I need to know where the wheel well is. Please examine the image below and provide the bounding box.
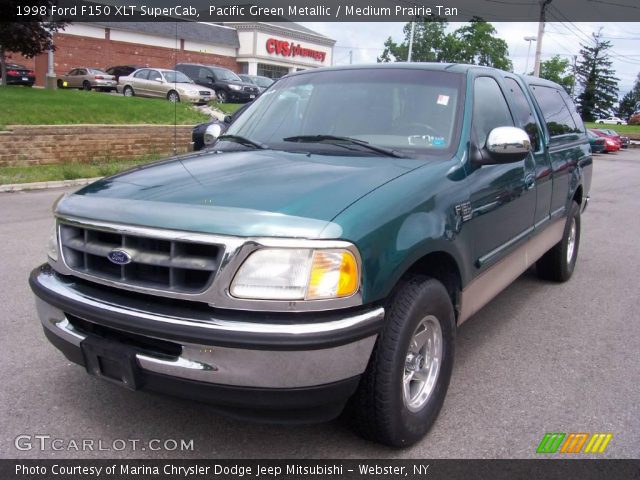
[573,185,583,207]
[404,252,462,322]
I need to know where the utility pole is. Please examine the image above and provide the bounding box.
[407,21,416,62]
[524,36,536,75]
[571,54,577,97]
[533,0,553,77]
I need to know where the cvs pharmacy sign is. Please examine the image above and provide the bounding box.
[265,38,327,62]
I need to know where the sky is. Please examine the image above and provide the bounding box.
[300,22,640,96]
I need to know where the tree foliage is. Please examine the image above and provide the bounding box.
[0,0,67,86]
[538,55,574,94]
[575,32,619,121]
[616,72,640,119]
[378,17,512,71]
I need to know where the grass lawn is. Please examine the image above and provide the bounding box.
[215,103,243,115]
[0,86,209,128]
[584,122,640,136]
[0,156,161,185]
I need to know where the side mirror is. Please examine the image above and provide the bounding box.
[223,115,233,124]
[475,126,531,165]
[204,123,223,145]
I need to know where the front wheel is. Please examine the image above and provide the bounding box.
[216,90,228,103]
[536,200,581,282]
[351,275,455,447]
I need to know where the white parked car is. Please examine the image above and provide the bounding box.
[596,117,627,125]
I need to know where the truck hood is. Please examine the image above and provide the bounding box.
[58,150,421,238]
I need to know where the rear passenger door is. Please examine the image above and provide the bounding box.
[466,75,537,270]
[131,69,150,96]
[529,84,584,219]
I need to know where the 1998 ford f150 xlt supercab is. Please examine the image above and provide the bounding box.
[30,64,591,447]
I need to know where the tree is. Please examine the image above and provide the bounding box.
[616,73,640,119]
[0,1,67,86]
[378,17,512,71]
[378,18,449,63]
[575,32,619,121]
[450,18,512,71]
[538,55,574,94]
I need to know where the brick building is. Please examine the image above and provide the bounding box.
[9,22,335,87]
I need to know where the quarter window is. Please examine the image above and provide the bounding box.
[472,76,514,147]
[531,85,579,137]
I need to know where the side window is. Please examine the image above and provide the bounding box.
[77,69,87,75]
[504,77,541,151]
[559,90,585,133]
[472,76,514,147]
[148,70,162,81]
[198,68,212,82]
[134,69,149,79]
[68,69,78,76]
[530,85,578,137]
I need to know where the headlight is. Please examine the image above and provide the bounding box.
[229,84,242,91]
[47,221,59,262]
[230,248,359,301]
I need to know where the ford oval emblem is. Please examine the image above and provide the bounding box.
[107,249,132,265]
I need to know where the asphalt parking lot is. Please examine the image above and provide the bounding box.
[1,148,639,459]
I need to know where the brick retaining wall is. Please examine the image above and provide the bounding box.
[0,125,193,167]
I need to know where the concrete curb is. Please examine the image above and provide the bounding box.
[0,177,102,193]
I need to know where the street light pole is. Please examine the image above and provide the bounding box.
[533,0,553,77]
[524,36,536,75]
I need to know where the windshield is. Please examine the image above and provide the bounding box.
[163,70,192,83]
[222,68,463,157]
[214,67,242,82]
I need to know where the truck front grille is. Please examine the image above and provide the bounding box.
[59,223,222,293]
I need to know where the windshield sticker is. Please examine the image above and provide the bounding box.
[437,94,450,106]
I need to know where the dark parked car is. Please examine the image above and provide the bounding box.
[30,64,591,447]
[192,102,252,151]
[239,74,274,93]
[0,63,35,86]
[175,63,259,103]
[587,129,606,153]
[597,128,629,149]
[105,65,142,82]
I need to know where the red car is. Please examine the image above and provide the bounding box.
[589,129,620,152]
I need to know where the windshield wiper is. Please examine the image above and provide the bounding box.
[218,135,269,150]
[283,135,405,158]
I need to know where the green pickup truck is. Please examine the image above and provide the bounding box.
[30,64,591,447]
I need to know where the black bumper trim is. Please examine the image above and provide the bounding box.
[30,265,384,351]
[43,326,359,423]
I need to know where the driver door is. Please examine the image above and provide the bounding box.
[465,75,537,271]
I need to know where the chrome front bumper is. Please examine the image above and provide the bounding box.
[31,265,383,390]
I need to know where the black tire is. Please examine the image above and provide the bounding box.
[167,90,180,103]
[217,90,228,103]
[123,86,134,97]
[82,81,91,91]
[57,80,63,89]
[536,200,581,282]
[350,275,455,447]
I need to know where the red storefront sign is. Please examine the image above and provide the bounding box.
[265,38,326,62]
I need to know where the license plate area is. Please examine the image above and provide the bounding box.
[81,336,141,390]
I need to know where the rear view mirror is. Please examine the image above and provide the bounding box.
[204,123,223,145]
[476,126,531,165]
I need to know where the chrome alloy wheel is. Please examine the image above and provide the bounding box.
[403,315,443,412]
[566,217,577,265]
